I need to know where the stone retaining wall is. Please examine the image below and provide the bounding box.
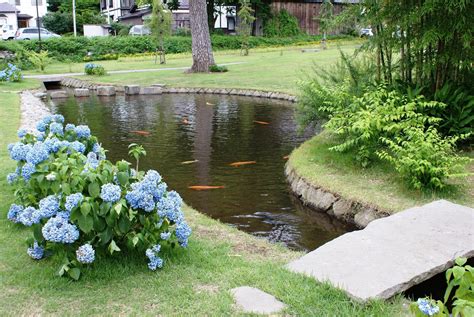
[285,163,390,228]
[59,77,297,102]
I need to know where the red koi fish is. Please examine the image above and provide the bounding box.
[188,185,225,190]
[229,161,257,167]
[131,130,151,136]
[254,121,270,125]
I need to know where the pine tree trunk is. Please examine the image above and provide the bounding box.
[190,0,215,73]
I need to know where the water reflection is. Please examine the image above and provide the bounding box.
[49,93,353,251]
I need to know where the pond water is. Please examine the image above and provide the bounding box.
[49,93,353,251]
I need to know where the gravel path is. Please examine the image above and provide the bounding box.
[19,91,51,132]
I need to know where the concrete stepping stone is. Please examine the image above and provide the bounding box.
[287,200,474,302]
[231,286,286,314]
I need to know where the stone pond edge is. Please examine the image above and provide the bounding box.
[56,77,298,102]
[284,161,391,228]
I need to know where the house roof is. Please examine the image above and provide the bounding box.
[0,2,17,13]
[118,8,151,21]
[17,13,33,19]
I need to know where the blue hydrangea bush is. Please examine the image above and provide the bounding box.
[84,63,106,76]
[6,115,191,279]
[0,63,23,82]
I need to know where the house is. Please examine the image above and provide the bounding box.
[0,0,47,39]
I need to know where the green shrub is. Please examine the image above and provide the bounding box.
[324,86,445,167]
[83,53,119,62]
[264,9,301,37]
[378,127,470,190]
[84,63,106,76]
[209,64,228,72]
[0,34,352,62]
[27,50,51,72]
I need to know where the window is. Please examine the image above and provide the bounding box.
[24,28,38,34]
[109,0,113,8]
[15,0,21,5]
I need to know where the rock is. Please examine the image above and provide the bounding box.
[74,88,90,97]
[124,85,140,95]
[332,199,354,220]
[306,188,337,212]
[96,86,116,96]
[34,92,48,99]
[287,200,474,301]
[354,207,378,228]
[231,286,286,314]
[151,83,166,88]
[140,86,163,95]
[49,90,68,99]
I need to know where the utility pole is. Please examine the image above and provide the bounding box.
[72,0,77,36]
[35,0,41,50]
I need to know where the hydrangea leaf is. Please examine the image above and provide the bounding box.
[88,182,100,198]
[69,268,81,281]
[108,240,121,255]
[81,202,91,216]
[78,214,93,233]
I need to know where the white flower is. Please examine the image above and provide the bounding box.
[46,172,56,181]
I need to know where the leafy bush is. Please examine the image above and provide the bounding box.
[411,257,474,317]
[83,53,119,62]
[6,115,191,279]
[378,127,470,190]
[324,86,444,167]
[0,63,22,82]
[209,64,228,73]
[84,63,106,76]
[27,50,51,72]
[0,34,352,62]
[263,9,301,37]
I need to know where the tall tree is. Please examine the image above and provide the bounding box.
[148,0,171,64]
[189,0,215,72]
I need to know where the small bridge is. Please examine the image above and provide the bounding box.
[287,200,474,301]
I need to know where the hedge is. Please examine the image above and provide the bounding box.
[0,34,352,62]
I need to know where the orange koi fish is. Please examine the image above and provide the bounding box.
[131,130,151,136]
[229,161,257,167]
[254,121,270,125]
[188,185,225,190]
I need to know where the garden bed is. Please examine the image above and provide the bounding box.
[286,132,473,226]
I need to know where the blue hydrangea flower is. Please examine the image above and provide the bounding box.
[43,137,62,153]
[65,123,76,131]
[26,142,49,165]
[27,241,44,260]
[7,143,15,152]
[17,129,27,138]
[100,183,121,203]
[7,204,23,223]
[156,191,183,223]
[160,231,171,240]
[65,193,83,212]
[10,143,32,161]
[17,206,41,226]
[38,195,59,219]
[53,114,65,123]
[42,216,80,243]
[145,244,164,270]
[416,298,439,316]
[21,162,36,180]
[49,122,64,136]
[85,152,99,170]
[76,244,95,264]
[36,120,48,132]
[144,170,162,183]
[175,221,191,248]
[125,171,167,212]
[36,132,45,141]
[7,172,18,184]
[75,125,91,139]
[69,141,86,153]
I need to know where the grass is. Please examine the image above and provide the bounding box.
[0,80,408,314]
[288,132,474,213]
[25,42,363,95]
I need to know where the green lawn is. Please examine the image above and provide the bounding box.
[25,42,362,95]
[288,132,474,213]
[0,77,407,314]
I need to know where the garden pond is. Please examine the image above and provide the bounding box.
[49,93,353,251]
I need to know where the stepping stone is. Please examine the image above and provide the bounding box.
[231,286,286,314]
[124,85,140,95]
[74,88,90,97]
[287,200,474,302]
[97,86,116,96]
[49,90,68,99]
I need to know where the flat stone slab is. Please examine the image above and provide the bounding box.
[140,86,162,95]
[124,85,140,95]
[96,86,116,96]
[74,88,90,97]
[287,200,474,301]
[231,286,286,314]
